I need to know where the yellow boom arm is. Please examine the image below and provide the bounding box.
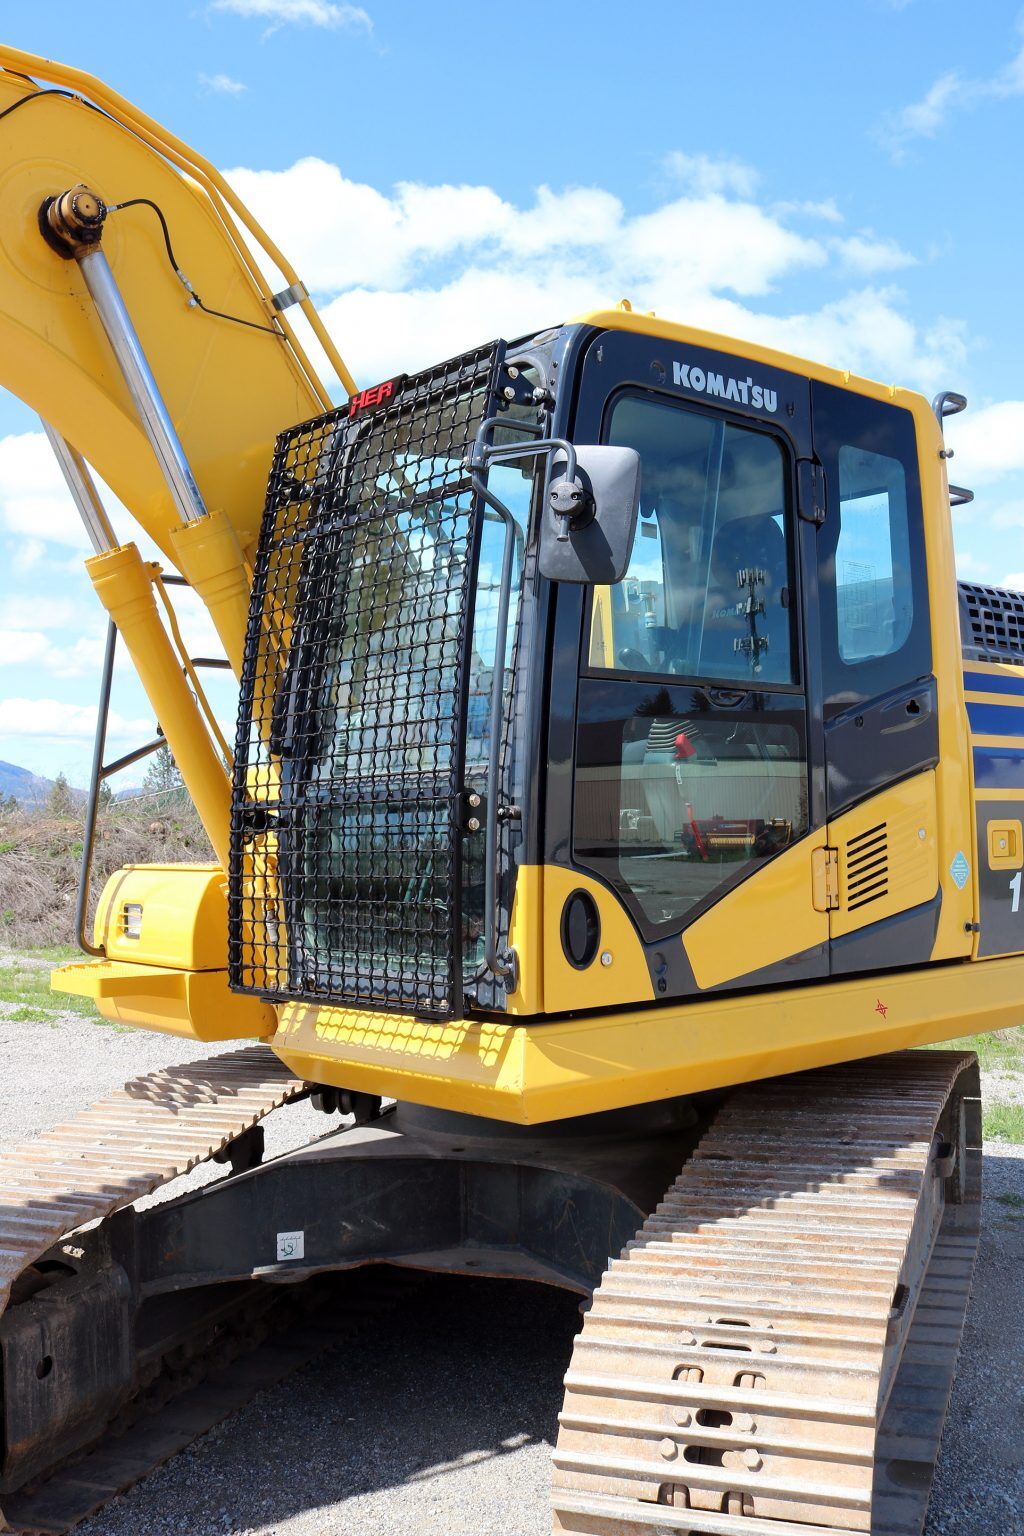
[0,47,360,1036]
[0,47,353,571]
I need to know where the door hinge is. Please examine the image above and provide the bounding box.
[797,458,827,525]
[811,845,840,911]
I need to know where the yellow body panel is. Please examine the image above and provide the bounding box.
[55,960,273,1041]
[51,862,272,1042]
[271,953,1024,1123]
[684,827,828,990]
[91,862,230,970]
[505,865,543,1015]
[540,866,655,1011]
[831,771,938,939]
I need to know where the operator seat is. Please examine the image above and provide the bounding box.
[697,513,792,683]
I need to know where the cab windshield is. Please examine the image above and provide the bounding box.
[588,394,796,685]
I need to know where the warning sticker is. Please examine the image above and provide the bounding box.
[276,1230,305,1262]
[950,851,970,890]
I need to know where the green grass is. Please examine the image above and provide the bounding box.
[923,1029,1024,1142]
[18,943,80,962]
[996,1191,1024,1210]
[983,1102,1024,1144]
[0,956,101,1024]
[925,1027,1024,1073]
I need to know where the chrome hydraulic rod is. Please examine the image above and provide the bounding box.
[40,185,209,528]
[41,419,117,554]
[76,244,208,526]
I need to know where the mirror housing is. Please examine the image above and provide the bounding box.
[538,444,641,585]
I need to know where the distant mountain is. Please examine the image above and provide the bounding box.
[0,760,60,807]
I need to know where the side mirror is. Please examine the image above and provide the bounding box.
[538,444,641,585]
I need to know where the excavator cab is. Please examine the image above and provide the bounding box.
[227,315,972,1079]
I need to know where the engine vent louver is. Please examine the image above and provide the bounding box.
[844,822,889,912]
[958,581,1024,665]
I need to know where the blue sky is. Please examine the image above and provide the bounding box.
[2,0,1024,781]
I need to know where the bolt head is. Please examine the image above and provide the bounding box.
[600,951,613,967]
[659,1437,678,1460]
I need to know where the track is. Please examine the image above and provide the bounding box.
[552,1051,981,1536]
[0,1046,312,1532]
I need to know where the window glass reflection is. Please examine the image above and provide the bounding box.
[589,396,796,685]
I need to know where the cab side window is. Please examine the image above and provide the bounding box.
[813,382,930,716]
[835,445,914,663]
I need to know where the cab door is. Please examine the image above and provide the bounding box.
[810,382,941,973]
[553,327,831,1001]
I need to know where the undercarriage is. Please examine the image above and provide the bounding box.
[0,1048,980,1535]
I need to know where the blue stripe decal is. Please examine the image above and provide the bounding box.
[966,701,1024,737]
[964,668,1024,697]
[974,744,1024,790]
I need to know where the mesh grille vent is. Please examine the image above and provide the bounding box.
[844,822,889,912]
[958,581,1024,665]
[228,342,504,1019]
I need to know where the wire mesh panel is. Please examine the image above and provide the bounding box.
[229,343,505,1018]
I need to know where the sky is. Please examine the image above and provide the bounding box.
[2,0,1024,782]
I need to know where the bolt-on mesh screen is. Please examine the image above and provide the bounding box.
[229,343,505,1019]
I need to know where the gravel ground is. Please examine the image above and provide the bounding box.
[2,1005,1022,1536]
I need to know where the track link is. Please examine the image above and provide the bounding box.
[0,1045,311,1530]
[0,1045,307,1320]
[552,1051,981,1536]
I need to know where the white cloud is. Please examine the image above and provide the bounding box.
[773,198,844,224]
[210,0,371,30]
[831,233,917,275]
[200,72,246,95]
[10,538,46,577]
[954,549,991,579]
[0,632,106,678]
[0,593,81,632]
[887,71,962,146]
[944,401,1024,487]
[226,161,625,291]
[1005,572,1024,589]
[227,155,975,392]
[0,698,151,742]
[0,432,91,550]
[662,152,759,198]
[0,630,51,666]
[880,28,1024,155]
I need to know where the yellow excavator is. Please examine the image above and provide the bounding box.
[0,42,1019,1536]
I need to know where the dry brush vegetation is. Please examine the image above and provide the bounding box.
[0,794,211,949]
